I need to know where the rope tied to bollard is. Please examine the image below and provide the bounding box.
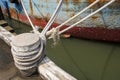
[11,33,46,76]
[11,0,115,77]
[10,0,63,76]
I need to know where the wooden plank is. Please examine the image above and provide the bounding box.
[0,26,14,45]
[0,20,7,24]
[4,26,13,31]
[39,57,77,80]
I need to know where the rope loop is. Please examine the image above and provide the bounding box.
[46,28,60,46]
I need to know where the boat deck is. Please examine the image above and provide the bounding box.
[0,39,42,80]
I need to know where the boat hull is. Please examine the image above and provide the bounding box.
[0,0,120,42]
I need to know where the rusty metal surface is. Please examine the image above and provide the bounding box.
[22,0,120,28]
[0,0,120,29]
[0,0,120,42]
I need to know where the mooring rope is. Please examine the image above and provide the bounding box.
[41,0,63,35]
[21,0,38,33]
[46,0,99,39]
[59,0,115,34]
[12,0,115,74]
[10,0,63,74]
[46,0,115,39]
[56,0,100,30]
[10,0,47,73]
[11,34,46,70]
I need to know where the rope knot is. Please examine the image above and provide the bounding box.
[11,33,46,76]
[46,28,60,46]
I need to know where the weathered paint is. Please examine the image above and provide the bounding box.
[0,0,120,28]
[0,0,120,42]
[29,0,33,15]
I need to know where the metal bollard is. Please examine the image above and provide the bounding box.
[11,33,45,76]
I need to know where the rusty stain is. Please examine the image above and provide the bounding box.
[9,8,18,19]
[1,0,120,43]
[29,0,33,15]
[45,13,51,21]
[64,0,69,2]
[116,0,120,2]
[64,0,69,6]
[91,16,98,20]
[69,12,75,17]
[88,0,107,9]
[56,0,59,3]
[88,0,107,3]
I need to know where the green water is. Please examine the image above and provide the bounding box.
[46,38,120,80]
[6,18,120,80]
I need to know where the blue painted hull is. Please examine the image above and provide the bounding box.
[0,0,120,42]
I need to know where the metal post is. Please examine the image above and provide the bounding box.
[11,33,45,76]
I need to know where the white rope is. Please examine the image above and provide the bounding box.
[21,0,62,45]
[21,0,38,33]
[46,0,99,40]
[11,0,46,73]
[11,0,115,74]
[11,0,63,75]
[59,0,115,34]
[41,0,63,35]
[56,0,100,29]
[47,28,60,46]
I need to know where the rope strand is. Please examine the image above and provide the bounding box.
[59,0,115,34]
[56,0,100,29]
[41,0,63,35]
[21,0,37,33]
